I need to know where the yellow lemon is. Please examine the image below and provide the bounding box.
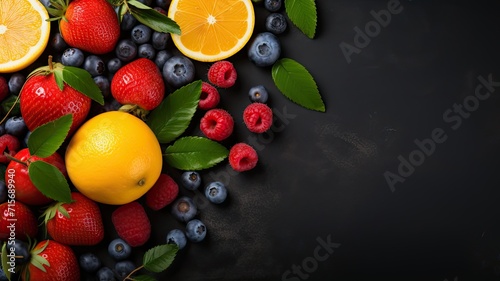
[168,0,255,62]
[65,111,162,205]
[0,0,51,73]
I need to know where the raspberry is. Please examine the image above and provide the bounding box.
[229,143,258,172]
[243,103,273,133]
[199,82,220,110]
[200,109,234,141]
[0,76,8,102]
[0,134,20,164]
[207,61,237,88]
[112,202,151,247]
[145,174,179,211]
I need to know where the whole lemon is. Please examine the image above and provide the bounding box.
[65,111,162,205]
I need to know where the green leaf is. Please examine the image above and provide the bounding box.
[129,4,181,35]
[53,68,64,91]
[147,80,202,143]
[28,161,72,203]
[164,136,229,170]
[285,0,317,39]
[133,275,157,281]
[61,66,104,105]
[272,58,325,112]
[28,114,72,158]
[1,243,11,280]
[143,244,178,273]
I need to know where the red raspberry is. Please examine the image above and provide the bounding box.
[0,76,8,102]
[0,134,20,164]
[145,174,179,211]
[200,109,234,141]
[243,103,273,133]
[199,82,220,110]
[112,202,151,247]
[229,143,258,172]
[207,61,237,88]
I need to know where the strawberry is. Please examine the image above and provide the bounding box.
[6,148,66,206]
[111,58,165,118]
[0,201,38,241]
[21,240,80,281]
[43,192,104,246]
[50,0,120,54]
[112,201,151,247]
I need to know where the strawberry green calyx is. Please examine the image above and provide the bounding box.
[46,0,70,22]
[119,104,150,121]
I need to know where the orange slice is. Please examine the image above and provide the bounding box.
[168,0,255,62]
[0,0,51,73]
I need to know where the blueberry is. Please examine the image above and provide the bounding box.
[104,99,122,112]
[0,268,7,281]
[171,196,197,222]
[131,24,152,44]
[39,0,51,10]
[180,171,201,191]
[121,13,137,31]
[84,55,106,77]
[264,0,282,12]
[136,0,153,6]
[107,58,123,74]
[115,39,137,62]
[152,31,170,50]
[108,238,132,260]
[96,267,116,281]
[154,50,172,69]
[5,116,27,138]
[137,43,156,60]
[8,73,25,95]
[166,229,187,250]
[162,55,195,88]
[93,76,110,98]
[265,13,287,35]
[248,85,269,103]
[51,33,67,51]
[0,123,5,136]
[0,180,6,203]
[12,239,30,265]
[185,219,207,242]
[23,131,31,148]
[114,261,136,280]
[248,32,281,67]
[61,47,85,67]
[155,0,169,9]
[79,253,101,273]
[204,181,227,204]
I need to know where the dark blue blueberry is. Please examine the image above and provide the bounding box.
[180,171,201,191]
[265,13,287,34]
[248,85,269,103]
[264,0,282,12]
[0,180,6,203]
[120,13,137,31]
[108,238,132,260]
[0,123,5,136]
[12,239,30,265]
[137,43,156,60]
[51,33,67,52]
[154,50,172,69]
[104,99,122,112]
[96,267,116,281]
[248,32,281,67]
[114,261,136,280]
[162,55,195,88]
[61,47,85,67]
[136,0,153,6]
[93,76,110,98]
[152,31,170,50]
[22,131,31,148]
[171,196,197,222]
[107,58,123,74]
[185,219,207,242]
[0,268,7,281]
[5,116,27,138]
[131,24,152,44]
[166,229,187,250]
[115,39,137,62]
[79,253,101,273]
[8,73,25,95]
[155,0,169,9]
[204,181,227,204]
[84,55,106,77]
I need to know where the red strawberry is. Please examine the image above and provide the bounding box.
[52,0,120,54]
[0,201,37,241]
[21,240,80,281]
[112,201,151,247]
[145,174,179,211]
[111,58,165,117]
[43,192,104,246]
[6,148,66,206]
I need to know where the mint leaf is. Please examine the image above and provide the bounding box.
[133,275,157,281]
[147,80,202,143]
[164,136,228,170]
[129,3,181,35]
[1,243,11,280]
[143,244,178,273]
[285,0,317,39]
[272,58,325,112]
[28,114,72,158]
[29,161,72,203]
[62,66,104,105]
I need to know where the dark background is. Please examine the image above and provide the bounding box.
[78,1,500,281]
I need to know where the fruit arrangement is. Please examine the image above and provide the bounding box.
[0,0,322,280]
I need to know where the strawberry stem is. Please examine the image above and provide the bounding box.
[48,55,53,71]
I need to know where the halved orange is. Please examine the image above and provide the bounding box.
[0,0,51,73]
[168,0,255,62]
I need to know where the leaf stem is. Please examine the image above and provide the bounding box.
[3,152,27,166]
[124,264,145,280]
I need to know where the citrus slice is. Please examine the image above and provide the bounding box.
[168,0,255,62]
[0,0,51,73]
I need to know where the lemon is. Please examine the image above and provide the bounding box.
[168,0,255,62]
[65,111,162,205]
[0,0,51,73]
